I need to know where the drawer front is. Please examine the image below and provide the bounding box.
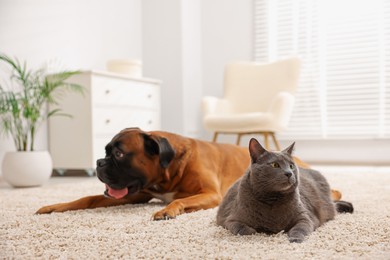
[93,108,160,135]
[92,76,159,109]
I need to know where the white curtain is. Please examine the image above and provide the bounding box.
[254,0,390,139]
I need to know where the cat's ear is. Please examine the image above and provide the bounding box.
[283,142,295,155]
[249,138,267,162]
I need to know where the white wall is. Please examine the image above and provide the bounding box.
[142,0,184,134]
[142,0,203,138]
[142,0,252,138]
[0,0,142,70]
[201,0,253,97]
[200,0,253,139]
[182,0,203,138]
[0,0,142,174]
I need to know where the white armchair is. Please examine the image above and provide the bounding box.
[202,58,300,150]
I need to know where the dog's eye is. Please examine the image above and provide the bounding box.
[271,162,280,168]
[114,150,124,158]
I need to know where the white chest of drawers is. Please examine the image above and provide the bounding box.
[48,71,161,175]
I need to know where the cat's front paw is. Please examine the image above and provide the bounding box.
[228,222,256,236]
[237,225,256,236]
[288,234,305,243]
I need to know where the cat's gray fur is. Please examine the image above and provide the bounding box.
[216,138,353,243]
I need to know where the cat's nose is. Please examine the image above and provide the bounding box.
[285,172,292,178]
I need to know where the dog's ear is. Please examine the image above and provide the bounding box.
[142,134,176,168]
[157,137,176,168]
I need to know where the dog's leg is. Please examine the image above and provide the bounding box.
[36,193,152,214]
[152,192,221,220]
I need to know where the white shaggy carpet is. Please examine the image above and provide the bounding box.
[1,167,390,259]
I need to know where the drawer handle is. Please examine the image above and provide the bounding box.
[147,94,152,99]
[105,90,111,95]
[105,119,111,124]
[148,120,152,125]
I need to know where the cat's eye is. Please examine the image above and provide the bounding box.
[290,164,294,169]
[271,162,280,168]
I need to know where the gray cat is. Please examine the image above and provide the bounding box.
[216,138,353,243]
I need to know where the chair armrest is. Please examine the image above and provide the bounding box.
[267,92,295,128]
[202,96,231,115]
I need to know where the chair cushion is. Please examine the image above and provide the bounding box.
[203,112,284,133]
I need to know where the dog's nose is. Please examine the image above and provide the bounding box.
[97,159,107,167]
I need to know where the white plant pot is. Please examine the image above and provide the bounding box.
[2,151,53,187]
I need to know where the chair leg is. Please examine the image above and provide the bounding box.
[270,132,281,151]
[263,132,270,150]
[212,132,219,142]
[236,133,243,145]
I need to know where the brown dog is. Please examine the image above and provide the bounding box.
[36,128,341,220]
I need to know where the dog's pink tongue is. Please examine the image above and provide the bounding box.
[106,185,128,199]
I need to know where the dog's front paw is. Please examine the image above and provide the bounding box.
[152,210,176,221]
[35,203,68,214]
[152,203,184,220]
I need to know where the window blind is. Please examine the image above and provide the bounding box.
[254,0,390,139]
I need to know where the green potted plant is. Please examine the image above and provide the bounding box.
[0,53,84,187]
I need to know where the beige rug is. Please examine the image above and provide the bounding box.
[1,167,390,259]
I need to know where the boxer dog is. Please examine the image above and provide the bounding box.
[36,128,342,220]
